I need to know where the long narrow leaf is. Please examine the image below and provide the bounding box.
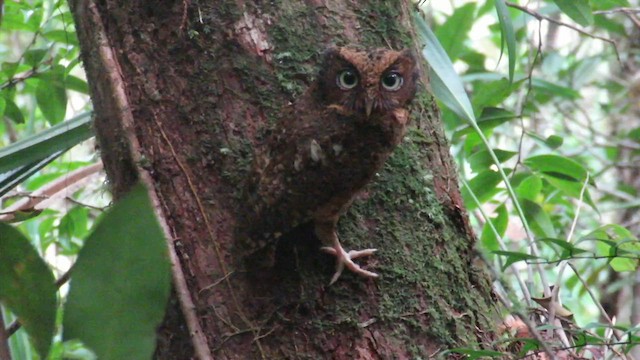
[495,0,516,82]
[415,11,541,277]
[414,12,475,123]
[0,150,65,197]
[0,112,93,175]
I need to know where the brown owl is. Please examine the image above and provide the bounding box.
[243,46,419,284]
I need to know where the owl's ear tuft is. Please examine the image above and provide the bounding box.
[397,49,417,68]
[322,46,342,59]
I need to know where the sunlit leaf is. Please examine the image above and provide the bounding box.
[524,154,596,208]
[468,148,516,172]
[553,0,593,26]
[516,174,542,201]
[495,0,516,82]
[583,224,639,272]
[435,3,476,61]
[453,107,516,140]
[415,12,475,123]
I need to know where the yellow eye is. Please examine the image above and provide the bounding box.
[336,69,358,90]
[381,71,403,91]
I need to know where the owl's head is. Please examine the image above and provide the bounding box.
[317,47,419,118]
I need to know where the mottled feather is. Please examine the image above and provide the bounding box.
[241,46,419,283]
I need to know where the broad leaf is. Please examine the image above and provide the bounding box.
[468,148,517,173]
[0,223,56,358]
[553,0,593,26]
[480,204,508,251]
[524,154,596,208]
[584,224,639,272]
[516,174,542,201]
[435,3,476,62]
[63,184,172,360]
[521,198,557,238]
[36,65,68,125]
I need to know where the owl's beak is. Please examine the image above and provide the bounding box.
[365,97,374,117]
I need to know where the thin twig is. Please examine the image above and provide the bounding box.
[593,7,640,15]
[505,1,621,63]
[568,262,635,360]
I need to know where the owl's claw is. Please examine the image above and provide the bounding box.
[320,245,378,285]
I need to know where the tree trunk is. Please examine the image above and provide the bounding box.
[69,0,497,358]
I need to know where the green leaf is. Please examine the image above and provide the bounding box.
[537,237,588,258]
[36,65,67,125]
[493,250,541,270]
[545,135,563,149]
[521,198,557,238]
[472,79,522,111]
[0,150,66,198]
[461,170,503,210]
[415,12,475,124]
[0,223,56,358]
[43,30,79,46]
[516,174,542,201]
[0,97,6,119]
[24,49,48,67]
[4,98,25,124]
[453,107,516,140]
[63,184,172,360]
[480,204,508,251]
[584,225,639,272]
[2,1,39,32]
[66,75,89,94]
[531,78,581,99]
[553,0,593,26]
[524,154,595,207]
[435,3,476,62]
[590,0,629,11]
[495,0,516,82]
[0,112,93,175]
[468,148,516,173]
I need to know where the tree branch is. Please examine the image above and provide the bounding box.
[505,1,621,63]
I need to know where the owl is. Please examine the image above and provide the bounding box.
[243,46,419,284]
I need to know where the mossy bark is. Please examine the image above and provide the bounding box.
[70,0,499,358]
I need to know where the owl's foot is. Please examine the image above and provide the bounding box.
[320,244,378,285]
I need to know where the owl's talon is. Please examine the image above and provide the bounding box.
[321,245,378,285]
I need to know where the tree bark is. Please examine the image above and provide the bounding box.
[69,0,497,358]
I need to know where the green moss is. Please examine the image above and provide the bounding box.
[269,3,323,98]
[354,1,413,49]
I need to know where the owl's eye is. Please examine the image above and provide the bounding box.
[336,70,359,90]
[381,72,404,91]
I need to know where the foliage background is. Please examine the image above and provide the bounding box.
[0,0,638,358]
